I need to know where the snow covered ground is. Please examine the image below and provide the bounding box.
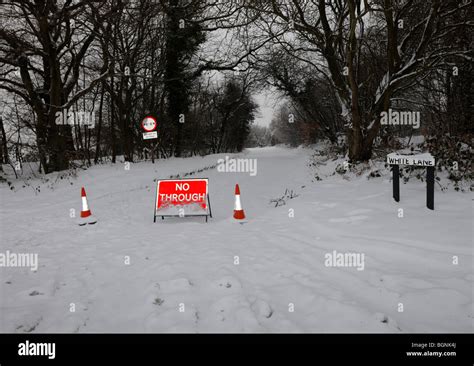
[0,146,472,333]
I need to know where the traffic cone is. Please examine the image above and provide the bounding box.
[233,184,246,220]
[79,187,97,225]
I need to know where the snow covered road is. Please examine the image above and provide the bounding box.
[0,146,472,332]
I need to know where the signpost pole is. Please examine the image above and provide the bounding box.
[153,182,157,223]
[152,141,158,163]
[207,194,213,218]
[426,166,435,210]
[150,140,155,164]
[392,164,400,202]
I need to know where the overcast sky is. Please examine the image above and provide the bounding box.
[253,89,285,127]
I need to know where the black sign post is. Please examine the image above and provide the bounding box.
[426,166,435,210]
[392,164,400,202]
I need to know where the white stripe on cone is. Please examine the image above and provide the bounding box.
[234,195,242,210]
[82,196,89,211]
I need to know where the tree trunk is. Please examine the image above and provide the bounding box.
[48,123,69,172]
[110,79,117,163]
[0,116,8,165]
[95,81,105,164]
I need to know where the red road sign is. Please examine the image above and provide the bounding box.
[156,178,208,210]
[154,178,211,221]
[141,116,157,132]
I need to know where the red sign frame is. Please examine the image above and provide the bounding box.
[141,116,157,132]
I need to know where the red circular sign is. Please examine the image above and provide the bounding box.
[141,116,157,132]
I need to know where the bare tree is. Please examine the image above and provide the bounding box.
[0,0,117,172]
[247,0,473,161]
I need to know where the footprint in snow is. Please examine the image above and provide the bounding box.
[215,276,242,290]
[156,278,193,293]
[374,312,401,331]
[250,299,273,319]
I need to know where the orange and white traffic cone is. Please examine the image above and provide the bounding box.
[233,184,246,220]
[79,187,97,225]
